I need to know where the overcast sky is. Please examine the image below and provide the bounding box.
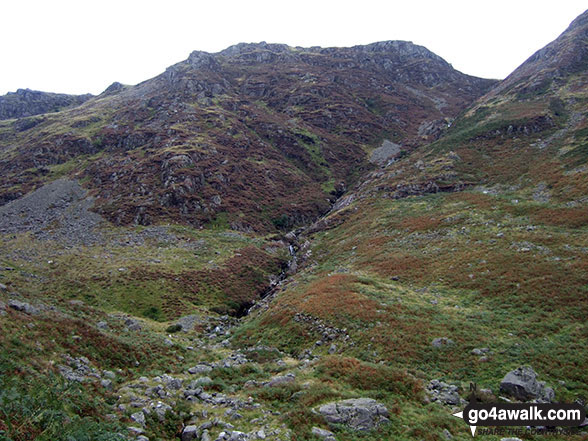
[1,1,586,96]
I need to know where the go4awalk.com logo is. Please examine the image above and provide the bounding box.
[452,383,586,436]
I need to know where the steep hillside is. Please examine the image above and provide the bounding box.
[0,41,495,230]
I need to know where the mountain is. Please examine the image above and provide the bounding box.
[0,88,92,120]
[1,10,588,441]
[0,41,495,229]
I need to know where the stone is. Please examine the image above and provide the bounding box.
[193,376,213,386]
[100,379,113,390]
[181,425,199,441]
[103,370,116,379]
[432,337,454,348]
[328,344,337,354]
[265,373,295,387]
[176,314,202,331]
[316,398,389,431]
[97,321,109,330]
[427,380,464,406]
[164,338,174,346]
[164,376,183,390]
[369,139,402,165]
[201,429,211,441]
[311,426,336,440]
[228,431,247,441]
[188,364,212,375]
[131,411,146,426]
[125,317,142,331]
[128,426,144,434]
[137,437,150,441]
[500,366,554,402]
[471,347,490,355]
[8,299,40,315]
[0,283,7,291]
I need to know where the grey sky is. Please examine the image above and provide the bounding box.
[1,1,586,95]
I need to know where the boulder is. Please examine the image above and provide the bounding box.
[264,373,295,387]
[312,426,336,440]
[188,364,212,375]
[427,380,464,406]
[432,337,454,348]
[316,398,389,431]
[131,411,146,426]
[500,366,554,402]
[181,425,199,441]
[124,317,142,331]
[8,299,40,315]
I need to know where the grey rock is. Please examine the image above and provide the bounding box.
[432,337,454,348]
[316,398,389,431]
[136,437,150,441]
[164,376,182,390]
[58,364,86,382]
[193,376,213,386]
[471,347,490,356]
[125,317,142,331]
[265,373,295,387]
[0,283,7,291]
[176,314,203,331]
[8,299,40,315]
[228,431,247,441]
[427,380,464,406]
[164,338,174,346]
[181,425,199,441]
[128,426,145,434]
[370,139,402,165]
[500,366,554,402]
[0,179,104,246]
[103,370,116,379]
[96,321,109,330]
[131,411,146,426]
[188,364,213,375]
[200,421,214,430]
[100,379,113,390]
[201,429,211,441]
[328,344,337,354]
[312,426,336,440]
[442,428,453,439]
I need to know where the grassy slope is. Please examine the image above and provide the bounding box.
[234,189,588,440]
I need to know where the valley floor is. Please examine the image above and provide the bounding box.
[1,179,587,441]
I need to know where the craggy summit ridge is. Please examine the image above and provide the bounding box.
[0,40,495,231]
[0,88,92,120]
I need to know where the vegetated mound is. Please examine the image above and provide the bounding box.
[0,40,496,232]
